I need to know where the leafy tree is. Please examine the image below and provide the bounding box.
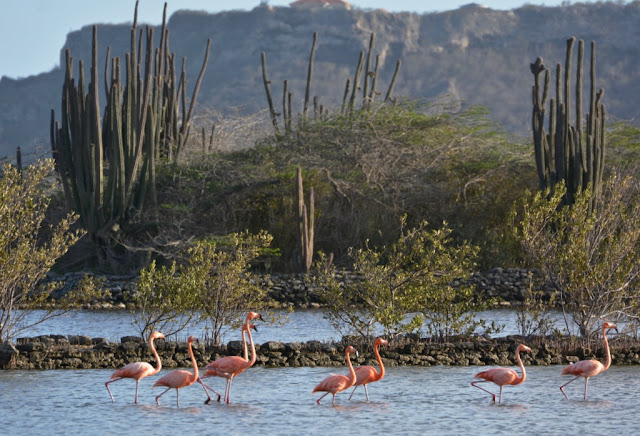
[188,230,274,345]
[315,217,487,341]
[514,273,558,338]
[409,223,499,340]
[0,160,89,343]
[131,260,200,339]
[511,175,640,337]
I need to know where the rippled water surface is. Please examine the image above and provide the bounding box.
[1,365,638,435]
[16,308,568,342]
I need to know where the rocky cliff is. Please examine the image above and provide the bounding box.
[1,2,640,160]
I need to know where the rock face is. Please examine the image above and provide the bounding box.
[2,2,640,160]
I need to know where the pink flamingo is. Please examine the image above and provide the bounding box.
[560,321,618,400]
[152,335,200,407]
[349,337,388,401]
[312,345,358,405]
[105,331,164,404]
[471,343,532,404]
[200,312,262,404]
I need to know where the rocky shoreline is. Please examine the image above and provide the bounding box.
[46,267,551,310]
[2,334,639,371]
[0,268,574,371]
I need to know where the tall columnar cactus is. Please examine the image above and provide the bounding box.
[531,37,606,209]
[50,1,210,265]
[297,166,315,273]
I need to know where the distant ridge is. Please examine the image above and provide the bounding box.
[1,1,640,160]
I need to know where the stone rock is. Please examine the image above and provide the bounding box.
[285,342,303,352]
[261,341,286,352]
[0,342,18,369]
[227,340,244,355]
[16,341,46,352]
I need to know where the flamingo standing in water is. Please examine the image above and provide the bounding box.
[105,331,164,404]
[349,337,388,401]
[312,345,358,405]
[200,312,262,404]
[471,343,532,404]
[153,335,200,407]
[560,321,618,400]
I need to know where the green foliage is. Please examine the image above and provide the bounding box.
[514,273,558,337]
[168,101,533,271]
[188,230,274,345]
[511,175,640,337]
[407,221,500,340]
[314,217,488,341]
[606,121,640,166]
[131,260,200,339]
[131,230,275,343]
[0,160,88,343]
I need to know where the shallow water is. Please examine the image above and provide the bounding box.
[15,308,567,342]
[1,365,637,435]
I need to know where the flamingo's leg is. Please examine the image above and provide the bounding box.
[471,381,497,403]
[176,389,180,408]
[198,378,222,404]
[498,386,503,404]
[348,385,358,400]
[560,376,580,400]
[226,378,234,404]
[155,387,172,406]
[584,377,590,401]
[316,392,329,404]
[364,384,370,402]
[105,379,119,402]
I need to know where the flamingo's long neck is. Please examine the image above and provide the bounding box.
[603,326,612,371]
[188,340,199,383]
[373,343,385,382]
[242,315,252,361]
[246,324,257,367]
[346,349,356,387]
[514,347,526,386]
[242,328,249,362]
[150,336,162,375]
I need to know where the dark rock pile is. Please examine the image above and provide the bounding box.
[44,268,553,310]
[2,334,637,371]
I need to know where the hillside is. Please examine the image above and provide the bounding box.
[1,1,640,160]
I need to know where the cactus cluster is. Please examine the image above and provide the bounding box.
[50,1,210,262]
[261,32,401,136]
[531,37,606,209]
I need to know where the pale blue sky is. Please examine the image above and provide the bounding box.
[0,0,619,79]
